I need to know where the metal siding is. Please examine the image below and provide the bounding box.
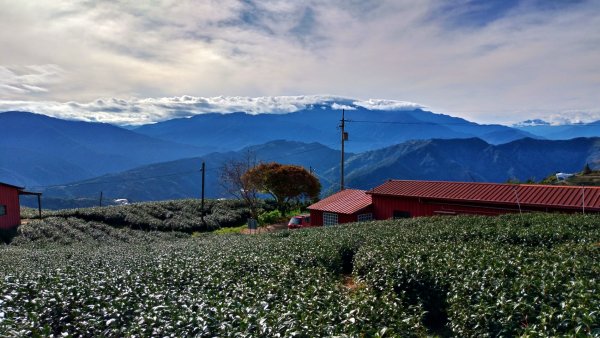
[0,185,20,229]
[371,194,573,219]
[339,213,356,224]
[373,196,432,219]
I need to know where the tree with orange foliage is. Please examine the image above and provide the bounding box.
[244,162,320,213]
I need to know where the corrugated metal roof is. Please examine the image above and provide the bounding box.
[369,180,600,210]
[308,189,372,214]
[0,182,24,190]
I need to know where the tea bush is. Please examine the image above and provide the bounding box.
[0,213,598,336]
[25,199,254,233]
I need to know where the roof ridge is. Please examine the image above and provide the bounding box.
[386,179,598,189]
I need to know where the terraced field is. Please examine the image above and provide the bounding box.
[1,213,598,336]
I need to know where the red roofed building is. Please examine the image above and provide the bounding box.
[0,182,42,229]
[369,180,600,218]
[308,189,373,226]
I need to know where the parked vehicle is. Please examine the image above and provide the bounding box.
[287,214,311,229]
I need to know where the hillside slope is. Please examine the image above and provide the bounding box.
[35,137,600,205]
[40,140,341,204]
[341,137,600,189]
[0,112,209,186]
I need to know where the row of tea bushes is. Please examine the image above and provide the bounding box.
[22,199,253,233]
[1,213,598,336]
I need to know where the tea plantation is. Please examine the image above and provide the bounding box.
[20,199,252,234]
[0,213,598,336]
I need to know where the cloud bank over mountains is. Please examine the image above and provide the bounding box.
[1,94,597,126]
[0,0,598,124]
[0,96,424,125]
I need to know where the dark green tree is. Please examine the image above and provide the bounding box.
[582,163,592,175]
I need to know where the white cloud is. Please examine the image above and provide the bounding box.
[0,1,598,124]
[0,95,423,125]
[331,103,356,111]
[0,64,64,96]
[353,99,424,111]
[545,111,600,126]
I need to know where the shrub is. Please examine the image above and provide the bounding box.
[258,209,282,226]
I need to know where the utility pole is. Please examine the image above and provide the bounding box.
[339,109,348,191]
[201,161,206,223]
[37,194,42,219]
[99,191,103,207]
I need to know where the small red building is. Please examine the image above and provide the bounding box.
[308,189,373,226]
[308,180,600,226]
[0,182,42,229]
[369,180,600,218]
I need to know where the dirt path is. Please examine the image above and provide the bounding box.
[240,222,288,234]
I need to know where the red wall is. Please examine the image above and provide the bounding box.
[309,210,363,226]
[371,195,591,219]
[310,210,323,226]
[372,195,518,219]
[0,185,21,229]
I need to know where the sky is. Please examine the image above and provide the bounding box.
[0,0,598,125]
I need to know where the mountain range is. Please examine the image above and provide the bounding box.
[35,137,600,208]
[134,103,536,152]
[0,112,208,186]
[2,106,536,188]
[2,105,600,209]
[515,120,600,140]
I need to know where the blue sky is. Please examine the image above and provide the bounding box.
[0,0,598,125]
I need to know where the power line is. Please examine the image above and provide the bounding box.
[347,119,600,128]
[347,120,475,125]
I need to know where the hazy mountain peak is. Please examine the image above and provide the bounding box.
[0,95,425,126]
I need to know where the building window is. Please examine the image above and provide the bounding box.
[0,205,6,216]
[357,213,373,222]
[393,210,411,219]
[323,212,338,226]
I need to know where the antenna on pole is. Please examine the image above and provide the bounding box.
[339,109,348,191]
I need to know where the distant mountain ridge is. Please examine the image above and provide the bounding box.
[4,105,599,198]
[134,103,536,152]
[40,140,341,203]
[0,112,209,186]
[340,137,600,190]
[514,119,600,139]
[35,137,600,207]
[1,106,536,187]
